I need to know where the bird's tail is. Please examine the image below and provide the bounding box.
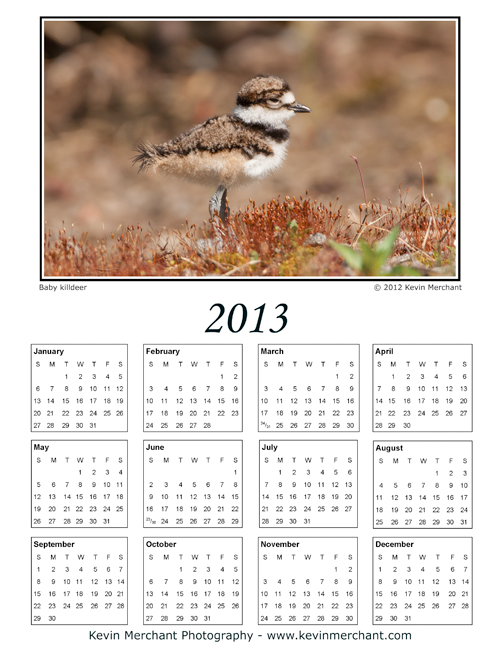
[132,142,167,173]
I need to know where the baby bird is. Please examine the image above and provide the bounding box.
[133,75,311,223]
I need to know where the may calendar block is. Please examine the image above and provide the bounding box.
[31,440,128,528]
[373,441,472,529]
[260,440,357,528]
[373,344,472,432]
[143,537,243,625]
[31,344,128,432]
[258,537,357,625]
[373,537,472,625]
[258,345,359,432]
[144,440,242,527]
[144,345,242,432]
[32,537,127,625]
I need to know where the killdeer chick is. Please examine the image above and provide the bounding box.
[133,75,311,224]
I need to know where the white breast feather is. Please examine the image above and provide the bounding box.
[243,141,289,180]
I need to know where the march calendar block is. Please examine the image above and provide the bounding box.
[143,537,243,625]
[144,440,242,527]
[258,537,358,625]
[373,441,472,529]
[260,440,357,527]
[31,537,127,625]
[258,345,359,432]
[144,345,242,432]
[31,344,128,432]
[373,344,472,432]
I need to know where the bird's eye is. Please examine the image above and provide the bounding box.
[267,98,280,104]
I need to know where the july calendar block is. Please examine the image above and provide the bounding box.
[31,344,128,432]
[373,537,472,625]
[373,441,472,529]
[258,537,357,625]
[260,440,357,528]
[144,440,242,527]
[258,345,359,432]
[143,537,243,625]
[31,537,127,625]
[373,344,472,432]
[31,440,127,528]
[144,345,242,432]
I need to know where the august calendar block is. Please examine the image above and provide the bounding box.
[258,345,359,432]
[373,344,472,432]
[144,345,242,432]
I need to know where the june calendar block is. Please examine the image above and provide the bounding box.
[373,441,472,529]
[373,537,472,625]
[31,537,127,625]
[373,344,472,432]
[260,440,357,528]
[144,440,242,528]
[258,345,359,432]
[144,345,242,432]
[31,344,128,432]
[143,537,243,625]
[31,440,128,528]
[258,537,357,625]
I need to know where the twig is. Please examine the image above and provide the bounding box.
[222,260,261,276]
[419,163,439,249]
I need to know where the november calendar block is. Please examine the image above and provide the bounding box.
[259,440,357,528]
[258,345,359,432]
[31,344,128,432]
[258,537,358,625]
[31,537,127,625]
[373,344,472,432]
[373,441,472,529]
[373,537,472,625]
[144,345,243,432]
[143,537,243,625]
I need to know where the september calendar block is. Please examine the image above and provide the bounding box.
[144,345,242,432]
[373,441,472,529]
[373,344,472,432]
[258,537,358,625]
[258,345,359,432]
[259,440,357,528]
[31,344,128,432]
[31,537,127,625]
[143,537,243,625]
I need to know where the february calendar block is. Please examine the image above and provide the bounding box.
[373,344,472,432]
[31,537,127,625]
[258,537,357,625]
[144,440,242,527]
[144,345,242,432]
[143,537,243,625]
[258,345,359,432]
[260,440,357,528]
[373,441,472,529]
[31,344,128,432]
[373,537,472,625]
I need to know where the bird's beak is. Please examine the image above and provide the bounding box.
[289,101,311,113]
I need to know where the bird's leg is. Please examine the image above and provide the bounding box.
[209,185,229,226]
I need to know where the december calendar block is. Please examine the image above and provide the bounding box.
[373,537,472,625]
[373,344,472,432]
[144,345,243,432]
[258,345,359,432]
[31,537,127,625]
[31,344,128,432]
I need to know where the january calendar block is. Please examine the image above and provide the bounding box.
[144,440,242,527]
[31,537,127,625]
[260,440,357,528]
[258,537,357,625]
[31,344,128,432]
[373,441,472,529]
[31,440,128,528]
[373,537,472,625]
[143,537,243,625]
[144,345,242,432]
[258,345,359,432]
[373,344,472,432]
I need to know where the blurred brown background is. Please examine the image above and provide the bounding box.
[44,19,456,238]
